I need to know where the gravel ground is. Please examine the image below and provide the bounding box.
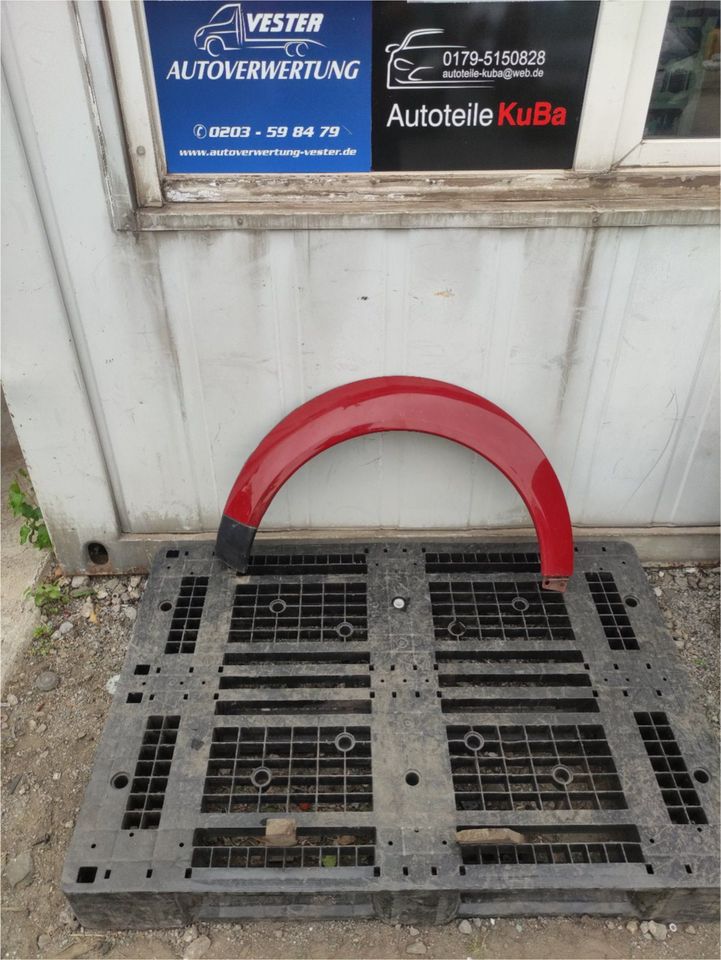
[646,565,720,732]
[1,562,719,960]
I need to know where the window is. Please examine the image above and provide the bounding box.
[103,0,719,219]
[645,0,720,139]
[606,0,721,167]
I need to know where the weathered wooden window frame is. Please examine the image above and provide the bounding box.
[104,0,720,220]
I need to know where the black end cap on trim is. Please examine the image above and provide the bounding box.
[215,515,257,572]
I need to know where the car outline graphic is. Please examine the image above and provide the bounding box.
[386,28,493,90]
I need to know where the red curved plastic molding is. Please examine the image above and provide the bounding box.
[216,376,573,590]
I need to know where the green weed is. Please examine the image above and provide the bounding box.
[25,582,68,614]
[8,469,51,550]
[31,623,54,657]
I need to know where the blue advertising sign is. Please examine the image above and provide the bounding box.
[144,0,372,173]
[143,1,599,174]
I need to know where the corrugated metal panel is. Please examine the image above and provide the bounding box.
[147,225,719,531]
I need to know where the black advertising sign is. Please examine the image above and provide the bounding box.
[372,1,599,170]
[145,0,599,173]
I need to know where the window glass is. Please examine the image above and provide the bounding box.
[645,0,720,138]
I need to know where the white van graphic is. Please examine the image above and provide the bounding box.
[193,4,326,58]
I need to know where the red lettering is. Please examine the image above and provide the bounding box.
[533,101,552,125]
[497,101,517,126]
[497,101,567,127]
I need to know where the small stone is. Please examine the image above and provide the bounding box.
[184,935,212,959]
[406,941,427,955]
[6,850,33,887]
[515,923,523,933]
[264,817,297,846]
[7,693,18,707]
[105,578,119,591]
[71,576,89,588]
[458,920,473,934]
[130,576,141,588]
[674,639,686,651]
[408,927,420,937]
[685,924,697,935]
[37,934,51,950]
[182,926,198,942]
[124,607,137,622]
[37,723,47,733]
[653,587,663,597]
[105,674,120,695]
[52,772,61,781]
[96,589,108,600]
[489,918,495,926]
[606,920,615,929]
[58,621,73,635]
[60,906,80,930]
[35,671,59,692]
[648,920,667,942]
[472,918,482,928]
[626,920,639,934]
[640,921,650,934]
[456,827,525,845]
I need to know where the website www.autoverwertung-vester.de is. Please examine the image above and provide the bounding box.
[178,146,357,157]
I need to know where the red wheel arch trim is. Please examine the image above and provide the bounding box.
[216,376,574,590]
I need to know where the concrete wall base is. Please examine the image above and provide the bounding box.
[65,525,720,576]
[1,394,51,685]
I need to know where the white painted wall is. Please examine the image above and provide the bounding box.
[2,2,718,571]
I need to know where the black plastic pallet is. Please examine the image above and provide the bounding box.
[63,541,719,928]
